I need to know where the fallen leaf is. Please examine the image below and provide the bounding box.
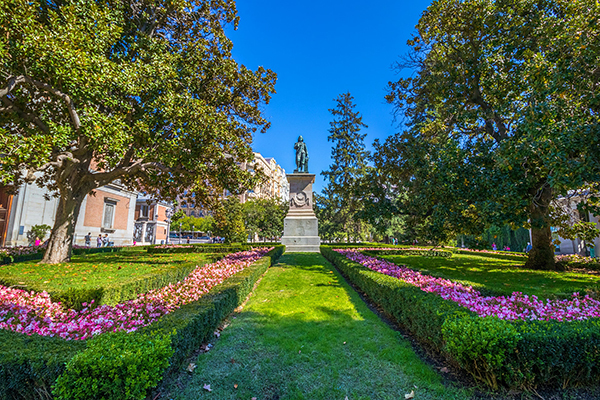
[343,341,347,345]
[405,390,414,399]
[203,384,212,392]
[252,398,257,400]
[187,363,196,373]
[234,384,238,389]
[298,350,301,354]
[440,367,449,373]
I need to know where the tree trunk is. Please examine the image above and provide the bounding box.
[41,192,85,264]
[525,184,556,270]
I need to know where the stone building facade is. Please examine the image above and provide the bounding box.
[1,182,137,247]
[133,198,171,245]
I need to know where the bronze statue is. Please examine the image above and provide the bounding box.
[294,136,309,173]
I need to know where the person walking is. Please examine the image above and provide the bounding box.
[97,234,103,248]
[84,232,91,247]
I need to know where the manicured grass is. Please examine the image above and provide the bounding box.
[0,248,212,294]
[382,253,600,299]
[171,253,469,400]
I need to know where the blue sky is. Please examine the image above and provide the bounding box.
[228,0,433,193]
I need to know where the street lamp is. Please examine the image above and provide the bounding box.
[179,222,182,244]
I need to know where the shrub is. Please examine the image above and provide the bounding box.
[53,332,173,400]
[320,246,469,351]
[364,248,452,257]
[0,329,85,400]
[323,245,600,390]
[442,315,520,389]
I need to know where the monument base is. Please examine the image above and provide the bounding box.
[282,216,320,252]
[280,173,321,253]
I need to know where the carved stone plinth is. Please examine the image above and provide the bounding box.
[281,173,321,252]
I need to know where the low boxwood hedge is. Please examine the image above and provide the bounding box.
[364,248,453,258]
[322,245,600,390]
[452,249,527,262]
[0,245,284,400]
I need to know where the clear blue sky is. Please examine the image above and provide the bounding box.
[228,1,432,193]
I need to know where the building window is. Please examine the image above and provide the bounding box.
[140,204,149,218]
[103,200,117,229]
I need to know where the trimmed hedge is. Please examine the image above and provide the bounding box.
[138,245,284,377]
[0,245,284,400]
[320,246,470,351]
[51,258,214,310]
[0,246,129,265]
[364,249,453,258]
[0,329,85,400]
[147,244,245,254]
[452,249,527,262]
[322,245,600,390]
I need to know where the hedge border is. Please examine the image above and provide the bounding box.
[322,245,600,390]
[364,249,453,258]
[0,245,284,400]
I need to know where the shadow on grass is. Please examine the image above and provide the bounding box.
[168,253,469,400]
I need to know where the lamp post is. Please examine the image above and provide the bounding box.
[179,222,182,244]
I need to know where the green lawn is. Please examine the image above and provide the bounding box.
[382,253,600,299]
[170,253,469,400]
[0,248,212,295]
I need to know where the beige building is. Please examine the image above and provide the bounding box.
[238,153,289,203]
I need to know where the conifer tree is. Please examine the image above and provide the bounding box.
[321,93,370,242]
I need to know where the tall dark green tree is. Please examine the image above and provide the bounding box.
[378,0,600,269]
[321,92,371,242]
[0,0,275,262]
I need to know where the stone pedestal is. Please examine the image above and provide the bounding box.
[281,173,321,252]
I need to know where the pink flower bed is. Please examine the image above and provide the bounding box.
[0,248,272,340]
[335,249,600,322]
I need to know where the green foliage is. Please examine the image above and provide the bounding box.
[173,252,469,400]
[443,316,520,389]
[214,196,247,243]
[320,246,470,351]
[0,330,85,400]
[53,332,173,400]
[364,248,452,257]
[173,215,215,234]
[26,224,51,245]
[319,93,372,242]
[243,198,287,241]
[324,246,600,389]
[377,0,600,270]
[138,245,284,376]
[0,248,213,309]
[0,0,276,262]
[1,246,283,398]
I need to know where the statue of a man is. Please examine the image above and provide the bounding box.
[294,136,309,173]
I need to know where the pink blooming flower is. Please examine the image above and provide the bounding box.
[335,249,600,322]
[0,248,272,340]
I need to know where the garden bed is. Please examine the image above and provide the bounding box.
[0,249,219,310]
[321,246,600,390]
[0,245,284,399]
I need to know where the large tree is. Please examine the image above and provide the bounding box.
[321,92,371,242]
[0,0,276,262]
[379,0,600,269]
